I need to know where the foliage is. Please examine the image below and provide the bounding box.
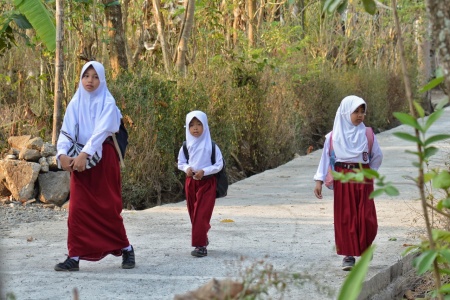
[12,0,56,51]
[337,246,375,300]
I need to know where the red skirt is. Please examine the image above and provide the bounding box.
[333,165,377,257]
[67,142,129,261]
[185,176,217,247]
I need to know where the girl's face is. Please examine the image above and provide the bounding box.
[351,104,366,126]
[81,66,100,92]
[189,117,204,137]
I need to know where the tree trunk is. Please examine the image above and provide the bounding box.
[414,17,433,113]
[247,0,256,47]
[52,0,64,145]
[152,0,172,75]
[176,0,195,77]
[102,0,128,78]
[426,0,450,95]
[233,0,241,46]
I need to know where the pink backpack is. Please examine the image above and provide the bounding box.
[324,127,374,190]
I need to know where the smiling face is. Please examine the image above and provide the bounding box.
[81,66,100,92]
[189,117,204,137]
[351,104,366,126]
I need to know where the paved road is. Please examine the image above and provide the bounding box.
[1,107,450,300]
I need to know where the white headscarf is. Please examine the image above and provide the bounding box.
[331,95,368,160]
[59,61,122,156]
[185,111,213,171]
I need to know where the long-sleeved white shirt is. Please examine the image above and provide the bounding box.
[177,144,224,176]
[313,133,383,182]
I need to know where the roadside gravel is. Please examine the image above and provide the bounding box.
[0,201,68,229]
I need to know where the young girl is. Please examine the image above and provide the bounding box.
[177,111,224,257]
[55,61,135,271]
[313,95,383,271]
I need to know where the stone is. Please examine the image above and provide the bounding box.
[46,156,59,171]
[8,135,31,149]
[0,159,41,200]
[18,148,41,162]
[40,142,57,157]
[26,137,44,151]
[38,171,70,206]
[39,157,49,173]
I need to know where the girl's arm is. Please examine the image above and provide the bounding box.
[202,144,224,176]
[177,147,194,177]
[313,135,331,182]
[369,136,383,170]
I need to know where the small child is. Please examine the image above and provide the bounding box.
[313,95,383,271]
[55,61,135,271]
[177,111,224,257]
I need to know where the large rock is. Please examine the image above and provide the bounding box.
[18,148,41,162]
[38,171,70,206]
[0,159,41,200]
[8,135,32,149]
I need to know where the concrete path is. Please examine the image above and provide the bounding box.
[2,107,450,300]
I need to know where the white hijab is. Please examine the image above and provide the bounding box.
[60,61,121,148]
[185,111,213,170]
[331,95,368,160]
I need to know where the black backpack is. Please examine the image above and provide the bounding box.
[116,119,128,159]
[182,141,228,198]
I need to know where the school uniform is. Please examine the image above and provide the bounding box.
[314,96,383,258]
[56,61,132,265]
[177,111,224,250]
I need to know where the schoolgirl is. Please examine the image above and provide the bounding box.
[177,111,224,257]
[313,95,383,271]
[55,61,135,271]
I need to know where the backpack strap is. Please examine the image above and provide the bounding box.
[365,127,374,155]
[183,140,218,165]
[182,141,189,162]
[112,134,125,168]
[329,127,374,157]
[211,141,216,165]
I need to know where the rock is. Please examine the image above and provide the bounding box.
[0,159,41,200]
[26,137,44,151]
[8,135,32,149]
[39,157,49,173]
[46,156,59,171]
[38,171,70,206]
[18,148,41,162]
[40,142,56,157]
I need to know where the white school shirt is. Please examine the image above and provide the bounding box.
[177,143,224,176]
[313,133,383,182]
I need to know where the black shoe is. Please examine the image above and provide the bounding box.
[191,246,207,257]
[54,256,79,271]
[122,246,135,269]
[342,256,355,271]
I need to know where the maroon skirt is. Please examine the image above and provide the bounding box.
[333,165,377,257]
[67,142,129,261]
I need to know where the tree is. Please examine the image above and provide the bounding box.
[52,0,64,145]
[426,0,450,94]
[102,0,128,77]
[175,0,195,76]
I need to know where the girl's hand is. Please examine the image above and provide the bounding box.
[71,152,88,172]
[193,169,204,180]
[186,167,194,177]
[59,155,74,172]
[314,180,323,199]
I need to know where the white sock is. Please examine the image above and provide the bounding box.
[70,256,79,261]
[122,245,132,251]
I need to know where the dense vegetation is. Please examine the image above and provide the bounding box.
[1,0,428,209]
